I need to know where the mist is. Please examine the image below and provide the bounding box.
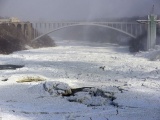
[1,0,160,46]
[0,0,160,21]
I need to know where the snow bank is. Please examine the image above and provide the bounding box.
[136,45,160,61]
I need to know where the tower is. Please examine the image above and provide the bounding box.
[137,5,160,50]
[147,13,157,50]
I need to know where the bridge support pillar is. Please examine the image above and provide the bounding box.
[146,14,157,50]
[25,23,33,40]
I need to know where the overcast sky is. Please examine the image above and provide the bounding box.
[0,0,160,21]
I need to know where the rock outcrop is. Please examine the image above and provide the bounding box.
[0,23,56,54]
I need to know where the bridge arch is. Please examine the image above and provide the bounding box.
[32,23,136,42]
[10,23,16,28]
[17,24,22,31]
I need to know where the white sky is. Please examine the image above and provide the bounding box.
[0,0,159,21]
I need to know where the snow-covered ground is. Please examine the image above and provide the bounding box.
[0,40,160,120]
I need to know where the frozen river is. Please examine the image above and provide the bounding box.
[0,40,159,120]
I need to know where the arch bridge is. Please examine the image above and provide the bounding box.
[31,21,145,42]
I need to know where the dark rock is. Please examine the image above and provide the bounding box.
[0,23,56,54]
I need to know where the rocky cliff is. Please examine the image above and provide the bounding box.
[0,23,56,54]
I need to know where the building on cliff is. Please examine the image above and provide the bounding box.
[0,17,20,23]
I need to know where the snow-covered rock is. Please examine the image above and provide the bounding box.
[43,81,72,96]
[8,74,47,83]
[67,88,111,106]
